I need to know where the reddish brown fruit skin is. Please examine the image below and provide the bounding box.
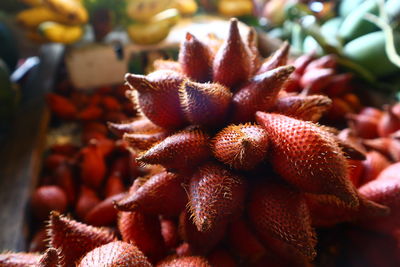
[118,211,166,263]
[0,252,41,266]
[228,219,267,262]
[212,18,252,89]
[360,151,391,185]
[78,105,103,121]
[179,80,232,127]
[124,130,170,151]
[179,211,227,255]
[189,162,247,232]
[85,193,125,226]
[378,107,400,137]
[48,211,115,267]
[75,186,101,220]
[116,171,187,216]
[157,256,212,267]
[78,241,152,267]
[38,248,59,267]
[179,33,213,82]
[104,173,125,197]
[161,218,180,249]
[29,228,48,252]
[212,124,269,170]
[300,68,335,94]
[231,66,295,123]
[125,70,187,129]
[108,117,163,137]
[256,112,359,208]
[347,113,380,139]
[52,163,77,205]
[80,145,106,189]
[46,93,77,120]
[273,94,332,122]
[31,185,68,220]
[246,28,262,73]
[137,129,211,171]
[257,41,289,74]
[207,249,237,267]
[248,181,317,260]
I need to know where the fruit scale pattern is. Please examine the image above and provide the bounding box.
[1,18,400,267]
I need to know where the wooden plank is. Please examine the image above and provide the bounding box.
[0,44,63,252]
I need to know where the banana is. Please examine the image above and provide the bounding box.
[16,6,83,28]
[218,0,253,17]
[21,0,44,6]
[39,21,84,44]
[43,0,88,24]
[126,0,174,22]
[127,9,180,45]
[174,0,198,16]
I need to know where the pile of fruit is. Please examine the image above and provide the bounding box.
[17,0,88,44]
[2,18,400,267]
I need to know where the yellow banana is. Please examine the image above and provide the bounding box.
[218,0,253,17]
[174,0,198,16]
[43,0,88,24]
[126,0,174,22]
[39,21,84,44]
[127,9,180,45]
[16,6,82,28]
[20,0,43,6]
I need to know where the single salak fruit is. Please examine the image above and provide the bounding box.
[246,28,262,73]
[104,172,125,197]
[212,18,252,89]
[46,93,77,120]
[48,211,115,266]
[256,112,359,208]
[137,129,211,171]
[257,41,289,74]
[31,185,68,220]
[38,248,59,267]
[360,151,391,185]
[273,94,332,122]
[0,252,41,266]
[80,144,106,189]
[189,162,247,231]
[231,66,295,123]
[78,241,152,267]
[248,180,317,260]
[179,80,232,127]
[75,186,101,220]
[125,70,186,129]
[115,171,187,216]
[378,105,400,137]
[85,193,125,226]
[179,32,213,82]
[118,210,166,262]
[212,124,269,170]
[157,256,212,267]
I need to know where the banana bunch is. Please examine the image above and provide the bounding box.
[17,0,88,44]
[126,0,198,45]
[217,0,254,17]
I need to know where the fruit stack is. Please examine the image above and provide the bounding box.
[1,18,400,267]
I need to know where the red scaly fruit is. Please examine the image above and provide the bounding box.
[207,248,237,267]
[161,218,180,249]
[176,243,193,257]
[104,172,125,197]
[378,106,400,137]
[29,228,48,252]
[156,256,212,267]
[257,41,289,74]
[109,155,132,179]
[246,28,262,73]
[228,219,267,262]
[256,112,359,207]
[304,54,337,72]
[31,185,68,220]
[212,124,269,170]
[0,252,41,266]
[137,129,211,171]
[123,130,170,151]
[108,117,163,137]
[77,241,152,267]
[115,171,187,216]
[125,70,187,129]
[53,163,77,205]
[348,159,364,187]
[48,211,115,266]
[179,211,227,254]
[360,151,391,185]
[248,180,317,260]
[80,144,106,189]
[77,105,103,121]
[325,73,353,97]
[153,59,182,73]
[305,193,389,228]
[178,32,213,82]
[101,95,122,111]
[212,18,252,89]
[118,211,166,263]
[179,80,232,127]
[363,137,400,162]
[90,138,115,157]
[38,248,59,267]
[347,113,380,139]
[44,154,67,171]
[46,93,77,120]
[273,94,332,122]
[75,186,101,220]
[231,65,295,123]
[85,193,125,226]
[189,162,247,232]
[50,143,79,157]
[300,68,335,94]
[292,53,315,76]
